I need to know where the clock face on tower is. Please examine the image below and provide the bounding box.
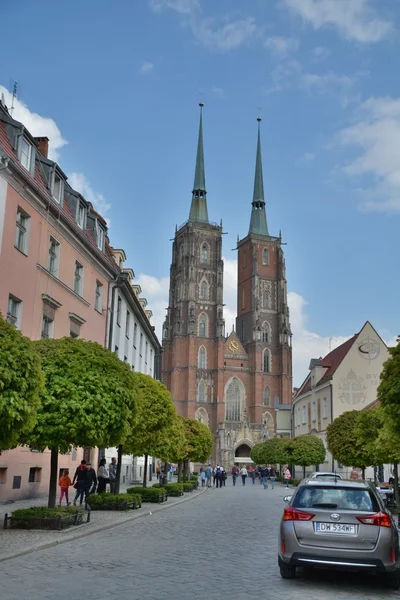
[228,340,239,353]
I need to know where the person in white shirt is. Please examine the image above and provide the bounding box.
[240,466,248,486]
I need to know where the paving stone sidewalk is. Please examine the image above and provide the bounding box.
[0,485,205,563]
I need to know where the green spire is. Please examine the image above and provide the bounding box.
[249,117,269,236]
[189,103,209,223]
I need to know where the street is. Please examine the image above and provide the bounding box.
[1,480,397,600]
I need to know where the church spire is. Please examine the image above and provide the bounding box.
[249,118,269,236]
[189,103,209,223]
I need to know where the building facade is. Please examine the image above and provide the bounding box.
[162,107,292,468]
[292,321,390,479]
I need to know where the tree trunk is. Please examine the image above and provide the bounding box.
[143,453,149,487]
[303,465,306,479]
[178,461,183,483]
[361,467,365,480]
[394,462,399,506]
[183,459,189,481]
[115,444,123,495]
[48,447,58,508]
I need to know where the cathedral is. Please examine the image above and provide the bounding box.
[162,105,293,469]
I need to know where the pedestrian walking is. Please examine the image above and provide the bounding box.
[200,469,206,487]
[269,466,276,489]
[350,467,359,480]
[221,468,227,486]
[97,457,109,494]
[213,467,217,487]
[156,464,161,481]
[109,457,117,494]
[261,465,269,489]
[284,466,291,488]
[215,465,223,488]
[58,469,72,506]
[205,464,213,488]
[73,460,89,506]
[85,463,97,499]
[240,466,248,486]
[249,466,256,485]
[232,464,239,486]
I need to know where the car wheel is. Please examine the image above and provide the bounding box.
[279,561,296,579]
[386,573,400,590]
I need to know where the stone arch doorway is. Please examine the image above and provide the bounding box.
[235,444,252,458]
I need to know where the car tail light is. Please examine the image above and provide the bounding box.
[283,506,315,521]
[356,512,392,528]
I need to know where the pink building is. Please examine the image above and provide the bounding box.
[0,98,118,500]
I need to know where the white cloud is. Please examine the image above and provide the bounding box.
[149,0,199,14]
[265,35,299,55]
[338,96,400,212]
[296,152,316,165]
[139,61,154,74]
[0,85,67,162]
[67,172,111,222]
[282,0,393,43]
[312,45,331,60]
[211,86,224,98]
[301,71,354,88]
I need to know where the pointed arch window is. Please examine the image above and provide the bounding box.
[179,244,184,265]
[263,349,271,373]
[197,380,206,403]
[262,290,269,310]
[225,378,241,421]
[263,386,270,406]
[262,321,269,343]
[262,248,269,265]
[198,346,207,369]
[200,281,208,300]
[198,314,207,337]
[201,244,208,264]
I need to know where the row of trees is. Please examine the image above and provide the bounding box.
[250,434,326,477]
[0,316,214,507]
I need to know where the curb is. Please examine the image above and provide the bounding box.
[0,487,209,564]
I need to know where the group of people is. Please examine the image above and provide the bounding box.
[58,457,118,507]
[198,464,292,489]
[200,465,227,488]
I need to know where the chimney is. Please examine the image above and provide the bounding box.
[34,137,49,158]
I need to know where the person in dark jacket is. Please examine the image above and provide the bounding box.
[85,463,97,499]
[269,466,276,489]
[261,466,269,489]
[73,460,89,506]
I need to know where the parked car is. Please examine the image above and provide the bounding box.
[278,478,400,589]
[309,472,342,480]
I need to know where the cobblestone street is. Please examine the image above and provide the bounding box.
[1,481,398,600]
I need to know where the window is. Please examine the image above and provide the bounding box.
[7,295,22,328]
[139,333,143,357]
[322,398,328,419]
[116,296,122,326]
[19,138,32,171]
[263,386,270,406]
[28,467,42,483]
[48,237,60,275]
[149,349,153,375]
[74,261,83,295]
[15,208,30,253]
[133,322,138,347]
[0,468,7,484]
[225,378,241,421]
[41,314,54,339]
[114,345,119,354]
[76,203,86,229]
[198,380,206,402]
[96,222,105,250]
[262,290,269,309]
[95,281,103,312]
[200,281,207,300]
[312,401,316,422]
[124,356,128,362]
[302,405,307,425]
[145,341,148,367]
[294,487,378,512]
[126,311,130,338]
[12,476,21,490]
[262,248,269,265]
[262,322,269,343]
[198,314,207,337]
[198,346,207,369]
[69,316,82,338]
[242,288,245,309]
[52,172,63,204]
[200,244,208,263]
[263,349,270,373]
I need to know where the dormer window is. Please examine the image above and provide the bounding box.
[52,172,64,204]
[96,222,105,251]
[19,137,35,174]
[76,203,86,229]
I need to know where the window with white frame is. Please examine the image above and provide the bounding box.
[198,345,207,369]
[262,290,269,309]
[302,405,307,425]
[200,244,208,263]
[145,341,148,368]
[15,208,30,254]
[7,295,22,328]
[41,305,55,339]
[52,172,63,204]
[198,314,207,337]
[133,322,138,347]
[312,401,316,422]
[149,349,153,375]
[322,397,328,419]
[225,378,241,421]
[125,311,130,338]
[200,281,207,300]
[95,281,103,312]
[139,333,143,370]
[74,261,83,295]
[263,386,270,406]
[96,222,105,250]
[19,138,32,171]
[76,203,86,229]
[262,248,269,265]
[262,321,269,343]
[263,349,270,373]
[116,296,122,326]
[48,237,60,275]
[197,380,206,403]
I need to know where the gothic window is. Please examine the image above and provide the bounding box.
[198,345,207,369]
[262,248,269,265]
[263,349,271,373]
[198,314,207,337]
[263,386,270,406]
[262,321,269,343]
[200,244,208,264]
[197,380,206,403]
[225,378,241,421]
[195,407,209,424]
[200,280,208,300]
[262,290,269,310]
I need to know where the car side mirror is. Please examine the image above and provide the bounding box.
[283,495,292,503]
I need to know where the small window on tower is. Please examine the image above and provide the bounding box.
[262,248,269,265]
[263,349,270,373]
[262,291,269,310]
[201,244,208,263]
[198,314,207,337]
[200,281,207,300]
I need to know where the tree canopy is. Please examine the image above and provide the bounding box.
[250,438,287,465]
[0,315,43,452]
[153,413,188,464]
[182,417,214,463]
[285,435,326,474]
[378,339,400,433]
[326,410,371,470]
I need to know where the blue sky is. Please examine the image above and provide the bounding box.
[1,0,400,384]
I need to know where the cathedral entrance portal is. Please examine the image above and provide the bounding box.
[235,444,252,458]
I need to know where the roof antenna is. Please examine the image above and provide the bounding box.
[10,81,18,117]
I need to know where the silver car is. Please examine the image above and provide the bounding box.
[309,472,342,480]
[278,478,400,589]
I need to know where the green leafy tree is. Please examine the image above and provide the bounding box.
[327,410,372,477]
[250,438,287,467]
[183,418,214,464]
[0,315,44,451]
[124,374,176,486]
[23,338,138,507]
[250,443,264,464]
[355,406,384,467]
[376,425,400,503]
[378,338,400,431]
[285,435,326,478]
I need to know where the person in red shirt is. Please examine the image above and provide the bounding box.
[58,469,72,506]
[232,464,239,486]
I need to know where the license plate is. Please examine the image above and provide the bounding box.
[315,523,356,535]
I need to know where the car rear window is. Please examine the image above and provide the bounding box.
[293,486,379,512]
